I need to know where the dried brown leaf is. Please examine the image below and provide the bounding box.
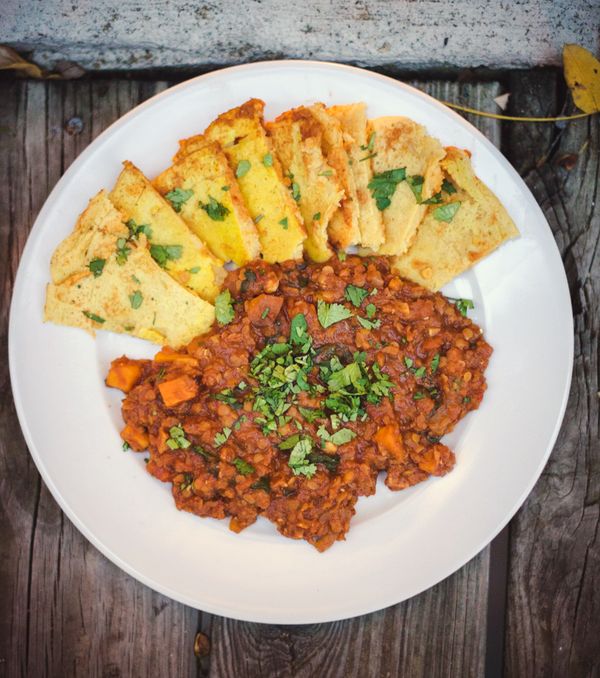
[0,45,44,78]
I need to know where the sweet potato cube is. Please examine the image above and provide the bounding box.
[158,374,199,407]
[106,358,143,393]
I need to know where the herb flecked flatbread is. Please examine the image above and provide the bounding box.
[393,147,520,290]
[45,191,215,347]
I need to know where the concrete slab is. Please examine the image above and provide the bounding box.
[1,0,598,71]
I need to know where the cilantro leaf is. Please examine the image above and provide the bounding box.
[279,217,289,229]
[214,426,232,447]
[298,406,324,423]
[344,284,369,308]
[129,290,143,309]
[357,316,381,330]
[433,201,461,222]
[291,182,301,202]
[165,188,194,212]
[430,354,440,373]
[368,168,406,211]
[115,237,131,265]
[442,178,457,194]
[288,438,317,478]
[215,290,235,325]
[262,153,273,167]
[150,244,183,267]
[289,313,309,346]
[407,175,424,203]
[250,477,271,492]
[166,424,191,450]
[317,300,353,328]
[279,433,301,450]
[88,258,105,278]
[450,297,474,317]
[200,196,230,221]
[236,160,251,178]
[82,311,105,324]
[233,457,254,476]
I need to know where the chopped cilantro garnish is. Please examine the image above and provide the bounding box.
[129,290,143,310]
[115,237,131,265]
[413,392,426,400]
[291,182,301,202]
[122,441,130,451]
[200,196,230,221]
[357,316,381,330]
[221,185,230,191]
[165,187,193,212]
[368,168,406,211]
[463,396,472,404]
[313,212,321,221]
[359,152,377,162]
[298,406,324,423]
[214,426,232,447]
[88,258,105,277]
[166,425,191,450]
[289,313,309,346]
[279,433,301,450]
[233,457,254,476]
[254,214,264,224]
[250,477,271,492]
[188,266,201,274]
[422,191,443,205]
[317,300,353,328]
[365,303,376,319]
[433,201,461,222]
[262,153,273,167]
[407,175,424,203]
[447,297,474,317]
[215,290,235,325]
[261,307,270,319]
[317,425,356,446]
[337,251,347,261]
[414,366,426,378]
[279,217,289,229]
[150,244,183,267]
[288,438,317,478]
[442,178,457,194]
[431,354,440,373]
[360,131,376,152]
[236,159,251,178]
[318,169,333,177]
[82,311,105,324]
[179,472,194,491]
[344,284,369,308]
[126,218,152,239]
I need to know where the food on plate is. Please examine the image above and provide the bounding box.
[153,140,260,266]
[202,99,307,262]
[329,103,385,250]
[45,191,215,347]
[394,147,521,290]
[110,161,225,302]
[308,104,361,250]
[267,106,343,262]
[369,116,445,256]
[109,256,492,551]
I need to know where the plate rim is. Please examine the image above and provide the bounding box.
[9,59,574,623]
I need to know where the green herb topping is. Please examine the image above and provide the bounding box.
[368,168,406,211]
[233,457,254,476]
[288,437,317,478]
[317,301,354,328]
[129,290,143,310]
[236,160,251,178]
[150,244,183,268]
[279,217,289,229]
[433,201,461,222]
[88,258,106,278]
[214,426,232,447]
[262,153,273,167]
[344,284,369,308]
[115,237,131,265]
[165,188,194,212]
[447,297,474,317]
[215,289,235,325]
[200,196,230,221]
[166,425,191,450]
[82,311,105,324]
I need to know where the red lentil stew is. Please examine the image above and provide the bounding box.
[107,256,491,551]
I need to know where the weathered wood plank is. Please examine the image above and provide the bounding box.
[3,0,599,72]
[504,71,600,678]
[198,80,502,678]
[0,79,200,678]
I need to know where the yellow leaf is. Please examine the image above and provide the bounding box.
[0,45,44,78]
[563,44,600,114]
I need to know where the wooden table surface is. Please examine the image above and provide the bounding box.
[0,69,597,678]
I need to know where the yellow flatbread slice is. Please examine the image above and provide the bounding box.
[45,191,215,348]
[154,140,260,266]
[393,147,520,290]
[109,161,224,302]
[267,107,343,262]
[309,104,360,250]
[201,99,306,263]
[328,103,384,250]
[370,116,445,255]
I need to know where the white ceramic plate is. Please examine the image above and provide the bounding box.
[9,61,573,624]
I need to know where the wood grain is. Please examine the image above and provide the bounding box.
[504,72,600,678]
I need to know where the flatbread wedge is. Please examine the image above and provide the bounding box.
[370,116,445,255]
[154,140,260,266]
[45,191,215,347]
[109,161,225,302]
[309,104,360,250]
[267,107,343,262]
[328,103,384,250]
[201,99,306,262]
[393,147,520,290]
